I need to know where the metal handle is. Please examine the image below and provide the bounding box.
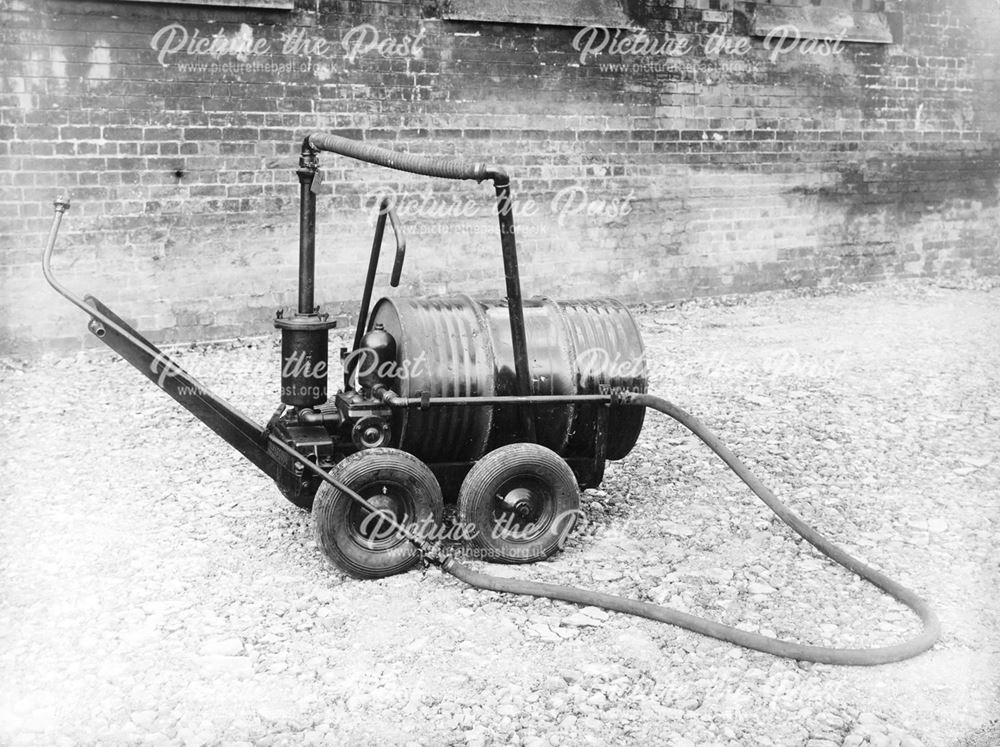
[387,206,405,287]
[353,197,407,355]
[41,194,80,313]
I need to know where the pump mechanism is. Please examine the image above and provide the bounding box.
[41,132,940,666]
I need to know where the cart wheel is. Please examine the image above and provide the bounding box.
[458,443,581,564]
[313,448,443,580]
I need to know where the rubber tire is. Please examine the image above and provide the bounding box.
[458,443,581,564]
[313,448,443,580]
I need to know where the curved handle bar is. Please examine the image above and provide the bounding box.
[387,205,405,287]
[42,195,87,317]
[305,132,503,183]
[351,197,406,358]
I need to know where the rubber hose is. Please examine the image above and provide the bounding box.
[307,132,487,181]
[442,393,941,665]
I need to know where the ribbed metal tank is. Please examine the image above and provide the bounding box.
[367,295,646,464]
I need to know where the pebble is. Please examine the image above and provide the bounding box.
[130,710,158,729]
[562,612,603,627]
[660,521,696,537]
[527,623,561,642]
[702,567,735,584]
[959,455,992,468]
[592,569,623,582]
[199,637,244,656]
[579,606,609,621]
[199,655,253,678]
[926,518,948,533]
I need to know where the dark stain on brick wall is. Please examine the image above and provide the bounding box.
[789,149,1000,222]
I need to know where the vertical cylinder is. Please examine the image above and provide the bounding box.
[297,165,317,315]
[275,315,336,407]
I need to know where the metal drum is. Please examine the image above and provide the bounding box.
[367,294,646,463]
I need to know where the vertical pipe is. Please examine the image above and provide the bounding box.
[297,154,318,315]
[494,179,536,442]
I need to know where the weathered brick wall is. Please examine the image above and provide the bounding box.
[1,0,998,353]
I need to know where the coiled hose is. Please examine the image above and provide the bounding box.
[441,394,941,665]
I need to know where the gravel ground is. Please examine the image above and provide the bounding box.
[1,279,998,747]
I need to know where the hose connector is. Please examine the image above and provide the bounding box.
[612,389,642,406]
[370,384,404,407]
[412,536,450,568]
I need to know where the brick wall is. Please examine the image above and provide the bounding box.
[1,0,998,353]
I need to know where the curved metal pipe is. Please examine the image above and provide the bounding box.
[303,133,534,438]
[303,133,489,182]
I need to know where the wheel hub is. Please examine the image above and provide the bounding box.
[367,490,402,517]
[355,485,405,540]
[493,478,555,541]
[499,487,537,518]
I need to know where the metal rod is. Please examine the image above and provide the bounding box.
[387,394,615,407]
[493,178,536,441]
[297,151,318,315]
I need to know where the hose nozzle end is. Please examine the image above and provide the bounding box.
[54,194,71,213]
